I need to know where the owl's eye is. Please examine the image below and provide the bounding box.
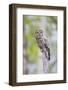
[40,32,43,36]
[39,29,42,32]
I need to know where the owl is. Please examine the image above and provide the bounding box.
[35,29,50,60]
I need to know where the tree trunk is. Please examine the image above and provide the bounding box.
[42,52,48,73]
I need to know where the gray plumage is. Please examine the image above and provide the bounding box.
[35,29,50,61]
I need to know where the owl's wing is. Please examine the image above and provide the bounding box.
[44,38,50,60]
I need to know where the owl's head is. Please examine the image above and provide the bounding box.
[35,29,44,39]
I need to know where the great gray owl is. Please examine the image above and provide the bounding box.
[35,29,50,61]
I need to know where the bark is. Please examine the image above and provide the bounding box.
[42,52,48,73]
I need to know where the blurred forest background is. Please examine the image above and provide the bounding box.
[23,15,57,74]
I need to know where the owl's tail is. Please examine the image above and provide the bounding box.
[48,48,50,60]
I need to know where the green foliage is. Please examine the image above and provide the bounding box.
[24,15,31,24]
[47,16,57,24]
[25,28,39,63]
